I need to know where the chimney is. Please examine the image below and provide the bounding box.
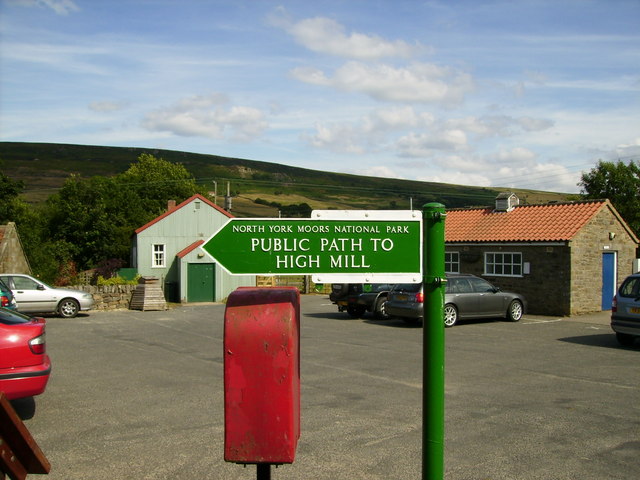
[167,200,176,211]
[495,192,518,212]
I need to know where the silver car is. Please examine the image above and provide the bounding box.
[0,274,94,318]
[386,274,525,327]
[611,273,640,346]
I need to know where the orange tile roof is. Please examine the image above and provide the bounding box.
[445,200,606,242]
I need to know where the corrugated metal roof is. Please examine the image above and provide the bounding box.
[135,194,232,234]
[446,200,606,242]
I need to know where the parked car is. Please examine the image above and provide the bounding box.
[0,307,51,400]
[386,274,526,327]
[330,283,394,319]
[611,273,640,346]
[0,274,94,318]
[0,277,17,310]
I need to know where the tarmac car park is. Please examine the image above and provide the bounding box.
[15,298,639,480]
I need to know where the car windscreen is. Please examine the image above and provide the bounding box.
[619,277,640,299]
[0,307,32,325]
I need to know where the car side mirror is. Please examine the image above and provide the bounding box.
[37,285,45,291]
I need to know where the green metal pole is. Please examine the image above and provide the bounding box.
[422,203,446,480]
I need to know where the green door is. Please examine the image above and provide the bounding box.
[188,263,215,302]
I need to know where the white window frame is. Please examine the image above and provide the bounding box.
[152,244,166,268]
[445,251,460,274]
[484,252,523,277]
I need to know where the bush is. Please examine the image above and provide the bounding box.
[96,275,140,286]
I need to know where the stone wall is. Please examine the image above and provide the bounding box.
[450,244,572,316]
[69,284,137,311]
[448,204,639,316]
[570,206,638,315]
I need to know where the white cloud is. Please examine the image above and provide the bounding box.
[419,170,492,188]
[494,147,537,164]
[306,123,365,154]
[397,130,469,157]
[516,116,555,132]
[445,115,554,138]
[8,0,79,15]
[305,106,435,154]
[364,106,435,132]
[407,151,581,192]
[272,12,424,60]
[353,165,403,179]
[304,107,555,161]
[142,94,268,142]
[613,138,640,161]
[287,17,417,59]
[491,162,579,192]
[292,61,473,105]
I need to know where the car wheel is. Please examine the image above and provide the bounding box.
[374,297,390,320]
[616,332,636,347]
[58,298,80,318]
[507,300,523,322]
[347,305,366,318]
[444,304,458,328]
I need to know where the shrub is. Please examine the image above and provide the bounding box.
[96,275,140,286]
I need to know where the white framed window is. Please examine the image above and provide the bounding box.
[152,244,166,268]
[445,252,460,273]
[484,252,522,277]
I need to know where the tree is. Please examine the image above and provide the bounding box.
[42,154,211,275]
[579,160,640,236]
[0,160,26,223]
[116,153,208,218]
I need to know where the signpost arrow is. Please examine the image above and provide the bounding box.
[202,210,422,283]
[205,207,445,480]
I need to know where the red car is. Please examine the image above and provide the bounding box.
[0,307,51,400]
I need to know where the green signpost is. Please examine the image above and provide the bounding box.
[204,208,445,480]
[203,211,422,283]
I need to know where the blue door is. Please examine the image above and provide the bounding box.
[601,252,616,310]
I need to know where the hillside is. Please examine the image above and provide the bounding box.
[1,142,572,216]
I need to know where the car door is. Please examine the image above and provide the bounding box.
[2,275,56,313]
[468,277,504,316]
[447,278,478,317]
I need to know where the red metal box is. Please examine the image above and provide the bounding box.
[224,287,300,464]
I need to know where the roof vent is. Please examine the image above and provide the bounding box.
[495,192,519,212]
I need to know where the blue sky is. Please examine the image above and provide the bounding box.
[1,0,639,193]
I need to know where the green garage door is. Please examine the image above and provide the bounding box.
[188,263,215,302]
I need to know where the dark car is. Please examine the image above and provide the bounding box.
[0,307,51,400]
[330,283,394,319]
[0,278,17,310]
[611,273,640,346]
[386,274,525,327]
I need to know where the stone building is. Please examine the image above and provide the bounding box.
[445,195,639,316]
